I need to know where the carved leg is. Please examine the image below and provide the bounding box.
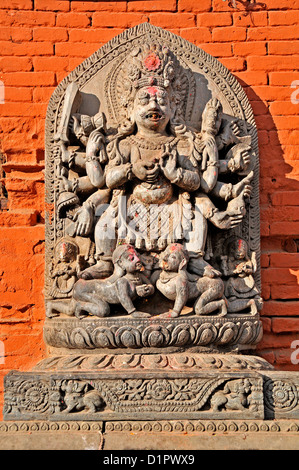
[46,299,76,318]
[226,298,257,314]
[195,297,227,316]
[74,299,110,318]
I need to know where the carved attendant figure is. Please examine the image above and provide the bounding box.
[72,244,154,318]
[156,243,227,317]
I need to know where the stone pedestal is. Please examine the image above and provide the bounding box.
[3,352,299,449]
[3,24,299,450]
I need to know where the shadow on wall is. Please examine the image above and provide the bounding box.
[235,75,299,369]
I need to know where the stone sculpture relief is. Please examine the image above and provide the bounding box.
[43,23,262,352]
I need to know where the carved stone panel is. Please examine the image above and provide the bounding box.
[44,23,262,353]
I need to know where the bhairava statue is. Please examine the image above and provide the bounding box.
[45,30,262,322]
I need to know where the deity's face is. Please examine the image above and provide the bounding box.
[56,241,76,263]
[233,239,248,260]
[118,246,143,273]
[159,244,187,272]
[131,86,173,134]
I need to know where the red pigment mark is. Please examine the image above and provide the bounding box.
[144,53,161,71]
[170,243,181,252]
[238,239,244,250]
[147,86,158,96]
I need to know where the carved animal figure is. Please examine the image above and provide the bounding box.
[61,380,104,413]
[72,244,155,318]
[210,379,251,412]
[156,243,227,317]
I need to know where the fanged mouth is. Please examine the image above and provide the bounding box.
[135,262,144,271]
[145,111,163,121]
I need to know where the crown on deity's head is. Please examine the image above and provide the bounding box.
[105,42,195,126]
[125,43,177,90]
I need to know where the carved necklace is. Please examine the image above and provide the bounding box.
[128,134,178,151]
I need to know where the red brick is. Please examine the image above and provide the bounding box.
[262,268,298,285]
[247,25,299,40]
[270,253,299,268]
[3,72,55,87]
[149,12,195,28]
[0,10,55,27]
[68,28,123,43]
[268,41,299,55]
[235,71,268,86]
[269,10,299,25]
[35,0,70,10]
[233,11,268,26]
[33,57,70,72]
[128,0,176,12]
[197,12,232,26]
[0,57,33,72]
[266,0,299,8]
[92,12,148,28]
[271,191,299,206]
[233,42,267,57]
[180,27,212,44]
[0,0,33,8]
[262,300,299,317]
[248,55,299,71]
[3,87,33,102]
[54,42,100,57]
[178,0,211,12]
[269,101,299,116]
[33,87,55,102]
[200,42,233,57]
[218,57,246,72]
[0,210,39,227]
[72,1,127,11]
[0,41,54,56]
[271,285,299,300]
[269,71,299,85]
[212,26,246,42]
[257,332,297,350]
[250,86,293,102]
[212,0,239,11]
[0,27,32,41]
[272,318,299,333]
[56,12,91,28]
[33,27,68,42]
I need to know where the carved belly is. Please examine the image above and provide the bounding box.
[133,178,173,205]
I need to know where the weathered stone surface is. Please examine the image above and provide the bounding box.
[44,23,262,352]
[1,419,299,450]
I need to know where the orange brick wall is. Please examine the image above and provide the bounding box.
[0,0,299,418]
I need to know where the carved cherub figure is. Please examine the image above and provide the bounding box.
[156,243,227,318]
[72,244,155,318]
[221,237,263,315]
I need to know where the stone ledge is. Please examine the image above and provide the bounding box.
[1,419,299,450]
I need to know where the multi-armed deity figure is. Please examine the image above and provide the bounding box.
[46,42,261,319]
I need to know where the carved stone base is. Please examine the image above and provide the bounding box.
[43,314,263,352]
[2,418,299,450]
[4,352,299,423]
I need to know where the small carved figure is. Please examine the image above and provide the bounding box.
[72,244,155,318]
[48,239,81,300]
[210,378,251,412]
[61,380,104,413]
[221,237,263,315]
[156,243,227,317]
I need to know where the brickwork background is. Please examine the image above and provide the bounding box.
[0,0,299,418]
